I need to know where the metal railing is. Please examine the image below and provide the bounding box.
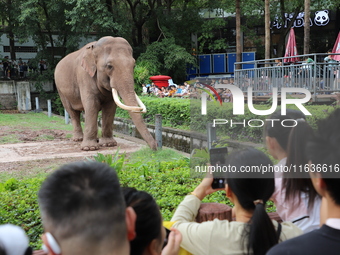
[234,53,340,95]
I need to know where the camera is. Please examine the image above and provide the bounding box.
[209,147,228,189]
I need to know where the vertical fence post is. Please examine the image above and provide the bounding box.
[35,97,40,111]
[47,99,52,117]
[155,114,162,149]
[65,109,70,124]
[207,123,216,150]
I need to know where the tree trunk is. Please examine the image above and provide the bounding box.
[304,0,310,55]
[8,31,16,60]
[265,0,271,65]
[235,0,242,70]
[6,0,16,60]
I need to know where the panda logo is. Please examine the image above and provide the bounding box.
[314,10,329,26]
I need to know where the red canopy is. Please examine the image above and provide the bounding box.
[284,28,300,63]
[332,31,340,61]
[149,75,171,88]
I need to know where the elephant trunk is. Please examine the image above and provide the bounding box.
[112,88,157,150]
[129,111,157,150]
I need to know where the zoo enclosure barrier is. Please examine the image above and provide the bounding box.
[234,53,340,96]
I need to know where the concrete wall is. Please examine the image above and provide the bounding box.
[0,80,53,110]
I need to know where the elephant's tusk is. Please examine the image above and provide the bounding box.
[112,88,144,113]
[134,93,147,113]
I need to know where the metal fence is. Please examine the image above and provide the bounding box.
[234,53,340,95]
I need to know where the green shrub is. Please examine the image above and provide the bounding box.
[116,96,191,128]
[0,152,277,248]
[0,178,44,249]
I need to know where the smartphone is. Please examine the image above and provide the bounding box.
[209,147,228,189]
[163,227,171,248]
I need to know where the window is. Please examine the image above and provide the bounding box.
[3,46,38,53]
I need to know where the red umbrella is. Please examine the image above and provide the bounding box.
[284,28,300,63]
[331,31,340,61]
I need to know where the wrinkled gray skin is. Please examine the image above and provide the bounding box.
[55,36,157,151]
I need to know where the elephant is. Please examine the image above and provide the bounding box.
[54,36,157,151]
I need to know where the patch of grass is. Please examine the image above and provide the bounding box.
[38,135,55,140]
[127,147,187,164]
[0,134,20,144]
[0,112,80,144]
[0,168,48,183]
[0,112,74,130]
[0,158,85,182]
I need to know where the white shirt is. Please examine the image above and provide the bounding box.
[326,218,340,230]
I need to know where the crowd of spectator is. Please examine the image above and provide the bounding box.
[0,57,48,79]
[142,78,235,103]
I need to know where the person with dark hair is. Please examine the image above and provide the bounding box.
[171,148,302,255]
[267,107,340,255]
[265,109,321,233]
[38,161,136,255]
[122,187,181,255]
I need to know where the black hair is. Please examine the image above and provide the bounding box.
[0,245,32,255]
[223,148,277,255]
[122,187,162,255]
[0,244,4,255]
[38,161,126,245]
[284,120,318,208]
[307,108,340,205]
[265,109,319,209]
[265,109,305,151]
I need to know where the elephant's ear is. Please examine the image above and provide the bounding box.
[81,44,97,77]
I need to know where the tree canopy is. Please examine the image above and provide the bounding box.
[0,0,339,82]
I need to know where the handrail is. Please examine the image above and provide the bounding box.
[233,53,340,97]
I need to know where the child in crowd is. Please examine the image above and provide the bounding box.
[142,84,148,95]
[264,109,321,233]
[172,148,302,255]
[168,86,177,97]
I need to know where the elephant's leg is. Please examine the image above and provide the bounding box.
[81,105,100,151]
[69,110,83,141]
[99,100,117,147]
[59,94,83,141]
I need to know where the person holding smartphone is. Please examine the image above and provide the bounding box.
[171,148,302,255]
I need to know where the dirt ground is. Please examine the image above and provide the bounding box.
[0,125,145,173]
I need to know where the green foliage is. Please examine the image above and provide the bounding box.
[137,37,197,83]
[190,148,210,170]
[52,94,65,116]
[116,96,191,128]
[89,149,126,173]
[133,61,158,92]
[0,178,19,192]
[0,178,44,250]
[198,18,228,53]
[0,145,279,248]
[64,0,123,36]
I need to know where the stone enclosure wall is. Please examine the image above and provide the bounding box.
[0,81,53,110]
